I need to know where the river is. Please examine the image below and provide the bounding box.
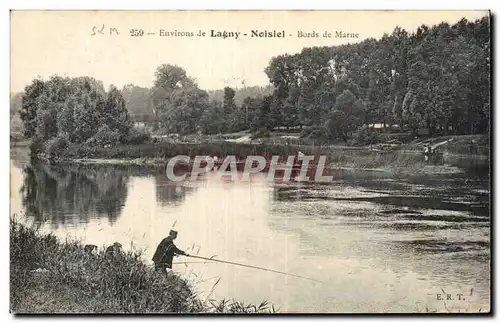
[10,147,490,313]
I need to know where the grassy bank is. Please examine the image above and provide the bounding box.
[61,142,320,160]
[403,134,490,156]
[10,218,277,314]
[27,134,490,174]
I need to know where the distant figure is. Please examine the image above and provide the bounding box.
[84,244,98,254]
[212,155,220,170]
[152,230,188,276]
[105,242,123,257]
[296,151,305,168]
[424,144,431,162]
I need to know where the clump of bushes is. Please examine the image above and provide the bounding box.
[251,127,271,140]
[122,128,151,145]
[29,137,45,157]
[351,125,381,146]
[45,135,69,158]
[85,125,121,148]
[300,126,330,145]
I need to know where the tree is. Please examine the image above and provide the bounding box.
[21,75,135,153]
[390,26,410,127]
[207,85,273,106]
[121,84,154,118]
[241,96,261,129]
[222,87,237,132]
[58,77,107,143]
[199,100,224,135]
[20,79,46,138]
[251,95,272,133]
[101,86,132,139]
[162,87,209,135]
[151,64,209,135]
[325,90,365,140]
[281,87,300,129]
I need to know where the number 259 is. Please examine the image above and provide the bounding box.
[130,29,144,36]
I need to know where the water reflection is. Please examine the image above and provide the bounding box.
[21,162,129,227]
[10,150,491,313]
[154,173,196,206]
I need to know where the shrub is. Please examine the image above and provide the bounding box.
[85,125,121,148]
[45,135,69,158]
[300,126,330,144]
[29,137,45,157]
[351,125,381,146]
[251,128,271,140]
[122,128,151,145]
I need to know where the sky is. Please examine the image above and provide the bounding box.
[10,10,489,93]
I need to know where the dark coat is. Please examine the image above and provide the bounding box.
[152,237,185,268]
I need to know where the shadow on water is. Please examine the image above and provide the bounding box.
[20,162,131,227]
[154,173,197,206]
[396,239,490,254]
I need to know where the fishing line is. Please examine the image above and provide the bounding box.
[187,255,324,283]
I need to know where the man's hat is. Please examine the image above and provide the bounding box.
[170,230,178,235]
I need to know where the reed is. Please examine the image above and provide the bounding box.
[61,141,321,161]
[10,217,275,314]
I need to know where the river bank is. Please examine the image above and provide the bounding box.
[38,152,487,177]
[17,134,490,176]
[10,218,276,314]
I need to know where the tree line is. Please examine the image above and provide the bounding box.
[17,15,490,152]
[259,16,490,140]
[125,16,490,140]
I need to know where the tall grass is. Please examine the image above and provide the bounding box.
[58,142,431,174]
[47,135,489,173]
[62,142,319,160]
[10,218,276,314]
[325,149,425,170]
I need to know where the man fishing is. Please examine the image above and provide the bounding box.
[152,230,189,276]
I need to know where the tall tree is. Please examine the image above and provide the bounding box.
[101,86,132,139]
[151,64,209,135]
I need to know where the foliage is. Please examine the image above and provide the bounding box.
[45,135,69,158]
[251,127,271,140]
[324,89,366,141]
[208,299,278,313]
[258,16,490,139]
[300,126,330,144]
[62,141,317,160]
[351,125,382,146]
[250,95,273,133]
[20,76,136,155]
[101,86,133,139]
[28,137,45,157]
[121,84,154,116]
[207,85,273,106]
[122,128,151,145]
[20,15,490,151]
[151,64,209,135]
[85,125,121,148]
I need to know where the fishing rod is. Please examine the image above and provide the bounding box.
[174,261,214,265]
[186,254,324,284]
